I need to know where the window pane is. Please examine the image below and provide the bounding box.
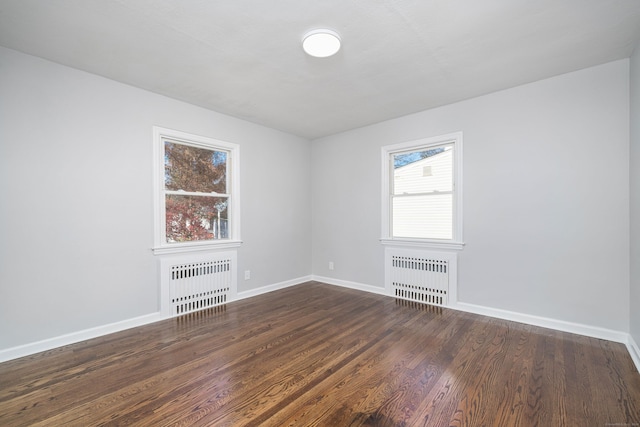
[165,195,229,242]
[392,194,452,239]
[393,146,452,195]
[164,141,227,193]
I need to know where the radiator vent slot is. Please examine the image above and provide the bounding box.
[160,251,237,317]
[385,248,456,307]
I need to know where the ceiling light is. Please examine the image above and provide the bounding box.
[302,29,341,58]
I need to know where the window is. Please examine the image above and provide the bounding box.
[381,132,463,250]
[153,127,240,254]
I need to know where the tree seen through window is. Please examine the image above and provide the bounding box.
[164,141,229,242]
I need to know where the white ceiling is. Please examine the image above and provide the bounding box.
[1,0,640,139]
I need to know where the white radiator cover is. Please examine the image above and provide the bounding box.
[385,248,457,307]
[160,251,237,317]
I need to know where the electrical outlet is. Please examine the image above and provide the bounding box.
[244,270,251,280]
[329,262,334,270]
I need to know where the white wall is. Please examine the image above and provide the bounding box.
[312,60,630,332]
[0,44,633,357]
[631,45,640,347]
[0,46,311,351]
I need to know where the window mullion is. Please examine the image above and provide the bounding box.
[165,190,230,198]
[393,191,454,198]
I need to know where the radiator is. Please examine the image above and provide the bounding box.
[385,248,456,307]
[160,251,237,317]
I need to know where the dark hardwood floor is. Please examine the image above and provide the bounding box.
[1,281,639,426]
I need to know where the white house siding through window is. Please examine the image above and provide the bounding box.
[392,146,453,239]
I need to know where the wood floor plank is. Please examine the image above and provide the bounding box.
[1,282,639,426]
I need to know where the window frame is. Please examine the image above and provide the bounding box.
[152,126,241,255]
[381,132,464,250]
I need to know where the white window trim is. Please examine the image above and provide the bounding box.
[152,126,241,255]
[381,131,464,250]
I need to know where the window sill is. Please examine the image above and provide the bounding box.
[153,240,243,255]
[380,238,465,251]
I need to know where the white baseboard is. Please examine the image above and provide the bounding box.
[0,312,164,363]
[628,334,640,373]
[318,274,639,372]
[313,276,638,364]
[311,275,387,296]
[0,276,312,364]
[3,275,638,374]
[236,275,312,300]
[452,301,629,344]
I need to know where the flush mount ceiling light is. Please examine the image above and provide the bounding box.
[302,29,341,58]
